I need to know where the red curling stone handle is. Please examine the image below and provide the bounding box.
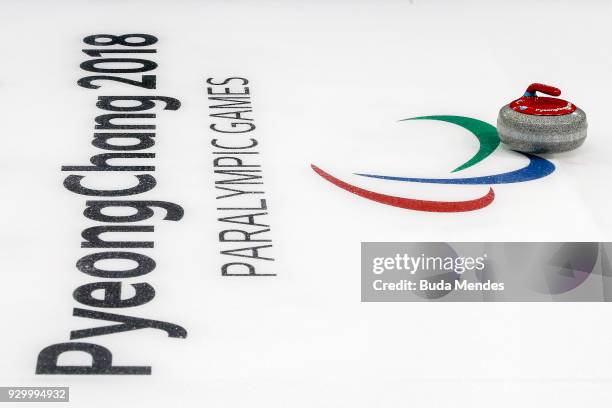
[525,83,561,97]
[511,82,575,116]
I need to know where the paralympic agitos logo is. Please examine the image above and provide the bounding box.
[311,115,555,212]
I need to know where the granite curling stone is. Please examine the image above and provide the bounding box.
[497,83,587,153]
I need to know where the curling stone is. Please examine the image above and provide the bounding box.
[497,83,587,153]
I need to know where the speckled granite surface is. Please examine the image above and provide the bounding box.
[497,105,587,153]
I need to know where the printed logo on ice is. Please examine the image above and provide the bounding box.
[312,116,555,212]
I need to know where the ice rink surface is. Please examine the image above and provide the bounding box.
[1,0,612,406]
